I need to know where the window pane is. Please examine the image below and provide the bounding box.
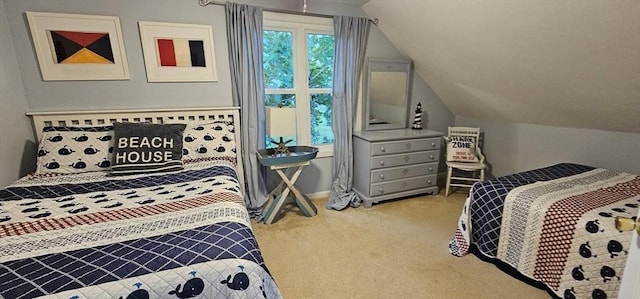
[266,94,297,148]
[265,94,296,108]
[307,34,334,89]
[264,30,293,89]
[310,93,334,145]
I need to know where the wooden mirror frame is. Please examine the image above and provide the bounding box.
[362,57,413,131]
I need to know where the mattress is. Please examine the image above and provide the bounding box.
[0,160,282,298]
[449,163,640,299]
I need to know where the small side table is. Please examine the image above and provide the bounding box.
[262,161,317,224]
[257,147,319,224]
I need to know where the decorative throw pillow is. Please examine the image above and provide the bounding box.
[110,122,186,176]
[36,125,114,175]
[180,121,237,163]
[445,135,480,163]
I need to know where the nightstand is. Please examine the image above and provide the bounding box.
[258,147,318,224]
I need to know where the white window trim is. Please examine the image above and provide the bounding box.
[264,12,334,158]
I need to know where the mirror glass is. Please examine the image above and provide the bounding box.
[363,58,412,131]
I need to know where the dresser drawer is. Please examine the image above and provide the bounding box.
[371,150,439,169]
[370,174,437,196]
[371,162,438,183]
[371,137,440,156]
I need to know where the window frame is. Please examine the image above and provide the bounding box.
[263,12,334,157]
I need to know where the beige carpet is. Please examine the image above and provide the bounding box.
[251,191,550,299]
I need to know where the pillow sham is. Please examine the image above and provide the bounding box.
[111,122,186,176]
[180,121,237,163]
[36,125,114,175]
[445,135,480,163]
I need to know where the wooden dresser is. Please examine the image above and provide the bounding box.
[353,129,444,208]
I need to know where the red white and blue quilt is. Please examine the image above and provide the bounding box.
[0,160,281,299]
[449,163,639,299]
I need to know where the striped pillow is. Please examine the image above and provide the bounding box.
[110,122,186,176]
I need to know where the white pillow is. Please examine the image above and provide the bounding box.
[445,135,479,163]
[36,125,114,174]
[180,121,237,164]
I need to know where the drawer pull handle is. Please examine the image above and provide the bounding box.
[379,174,385,179]
[402,169,409,175]
[427,179,432,184]
[403,156,410,162]
[428,167,433,172]
[379,160,385,166]
[378,187,384,193]
[405,143,411,149]
[431,142,436,147]
[402,182,408,188]
[429,154,434,160]
[380,146,386,152]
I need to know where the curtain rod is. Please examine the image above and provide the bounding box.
[198,0,379,26]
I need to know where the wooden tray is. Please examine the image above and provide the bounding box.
[257,146,318,166]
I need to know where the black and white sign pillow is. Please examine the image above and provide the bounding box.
[111,122,186,176]
[446,136,479,163]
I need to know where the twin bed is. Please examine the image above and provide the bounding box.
[450,163,639,299]
[0,107,282,298]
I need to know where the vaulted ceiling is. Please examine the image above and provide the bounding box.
[361,0,640,133]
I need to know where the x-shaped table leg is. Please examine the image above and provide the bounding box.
[263,162,318,224]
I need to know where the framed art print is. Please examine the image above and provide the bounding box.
[138,21,218,82]
[26,11,130,81]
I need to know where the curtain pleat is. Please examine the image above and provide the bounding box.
[327,16,370,210]
[225,2,268,218]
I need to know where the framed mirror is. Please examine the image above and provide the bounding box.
[363,57,412,131]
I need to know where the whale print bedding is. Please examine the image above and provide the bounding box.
[0,160,282,299]
[449,163,639,299]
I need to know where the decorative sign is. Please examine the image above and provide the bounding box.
[156,39,206,67]
[111,123,186,175]
[446,136,479,162]
[26,11,130,80]
[49,30,114,64]
[138,21,217,82]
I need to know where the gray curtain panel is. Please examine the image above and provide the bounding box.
[327,16,371,210]
[225,2,269,218]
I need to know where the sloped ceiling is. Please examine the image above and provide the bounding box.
[362,0,640,133]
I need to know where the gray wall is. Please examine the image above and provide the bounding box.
[457,116,640,177]
[4,0,233,111]
[0,3,33,186]
[1,0,454,193]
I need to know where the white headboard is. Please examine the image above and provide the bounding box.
[26,107,244,190]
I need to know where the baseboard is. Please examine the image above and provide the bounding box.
[306,190,330,200]
[307,172,447,200]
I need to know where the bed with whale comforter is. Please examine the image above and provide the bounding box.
[449,163,639,299]
[0,107,282,298]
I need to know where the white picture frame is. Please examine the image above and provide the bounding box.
[26,11,130,81]
[138,21,218,82]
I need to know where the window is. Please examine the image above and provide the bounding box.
[263,13,334,156]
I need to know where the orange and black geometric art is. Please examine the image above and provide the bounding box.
[49,30,114,64]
